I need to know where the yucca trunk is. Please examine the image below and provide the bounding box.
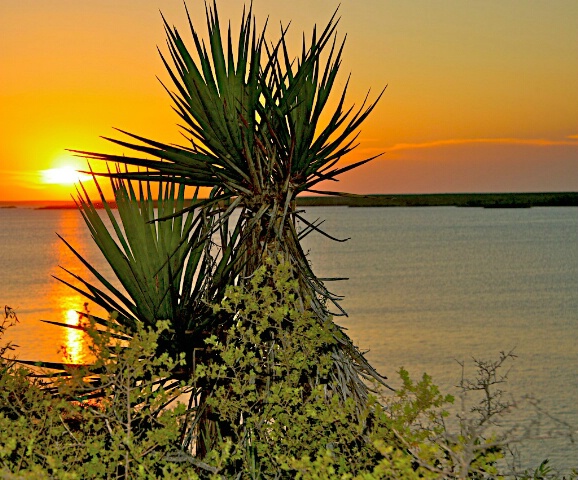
[230,181,376,407]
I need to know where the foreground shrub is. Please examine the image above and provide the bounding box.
[187,257,517,478]
[0,311,192,479]
[2,276,576,478]
[195,256,407,476]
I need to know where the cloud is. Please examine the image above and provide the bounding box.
[0,169,39,180]
[386,137,578,152]
[1,170,45,190]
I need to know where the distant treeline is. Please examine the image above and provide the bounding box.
[9,192,576,210]
[296,192,578,208]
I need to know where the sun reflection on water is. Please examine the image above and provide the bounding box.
[52,211,98,365]
[56,297,93,364]
[60,306,89,364]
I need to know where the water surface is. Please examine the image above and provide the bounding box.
[1,205,576,470]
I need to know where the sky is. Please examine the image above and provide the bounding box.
[1,0,577,201]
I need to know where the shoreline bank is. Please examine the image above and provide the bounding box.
[1,192,577,210]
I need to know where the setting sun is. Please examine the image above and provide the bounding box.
[40,165,92,185]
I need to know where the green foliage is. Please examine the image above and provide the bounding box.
[57,175,236,350]
[71,178,198,325]
[0,361,79,478]
[32,172,243,449]
[75,2,383,200]
[196,256,390,476]
[515,459,578,480]
[70,0,387,405]
[2,292,577,478]
[1,314,194,479]
[191,259,525,478]
[65,318,190,479]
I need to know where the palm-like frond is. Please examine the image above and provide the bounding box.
[27,175,247,430]
[75,175,197,324]
[71,3,383,203]
[36,173,239,372]
[261,16,386,194]
[72,1,267,199]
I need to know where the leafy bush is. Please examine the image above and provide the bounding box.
[2,264,578,479]
[196,255,396,476]
[1,311,192,479]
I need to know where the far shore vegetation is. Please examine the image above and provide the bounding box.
[2,191,577,210]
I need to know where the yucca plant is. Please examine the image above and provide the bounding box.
[20,174,246,458]
[55,4,391,465]
[74,0,386,395]
[45,174,237,350]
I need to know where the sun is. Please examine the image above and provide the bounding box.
[39,160,92,185]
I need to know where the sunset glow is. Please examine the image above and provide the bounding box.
[40,166,92,185]
[1,1,577,201]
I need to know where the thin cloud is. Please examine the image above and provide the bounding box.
[0,169,40,181]
[2,170,46,190]
[387,137,578,152]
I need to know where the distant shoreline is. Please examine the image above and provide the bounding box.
[1,192,577,210]
[297,192,578,208]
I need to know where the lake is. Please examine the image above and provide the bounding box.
[1,205,577,472]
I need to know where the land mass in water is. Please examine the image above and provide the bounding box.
[296,192,578,208]
[1,192,577,210]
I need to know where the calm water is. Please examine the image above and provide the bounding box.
[1,205,577,471]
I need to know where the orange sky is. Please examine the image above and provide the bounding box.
[1,0,577,201]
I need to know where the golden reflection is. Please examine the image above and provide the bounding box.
[49,210,99,365]
[61,306,89,364]
[52,294,93,365]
